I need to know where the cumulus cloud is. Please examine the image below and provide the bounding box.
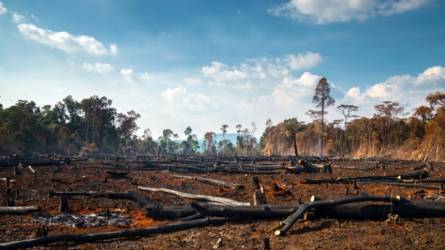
[286,52,323,70]
[17,23,117,55]
[238,71,324,125]
[81,62,114,74]
[271,72,322,107]
[161,87,215,113]
[0,1,6,16]
[270,0,430,24]
[343,65,445,114]
[120,68,152,83]
[194,52,322,89]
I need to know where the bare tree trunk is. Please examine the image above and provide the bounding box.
[321,104,325,158]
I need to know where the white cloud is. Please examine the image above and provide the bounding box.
[286,52,323,70]
[345,86,365,103]
[202,61,249,81]
[12,12,25,23]
[342,65,445,116]
[81,62,114,74]
[271,72,322,107]
[17,23,117,55]
[120,68,152,83]
[194,52,322,89]
[110,43,118,55]
[161,87,215,112]
[120,68,134,80]
[0,1,6,16]
[415,66,445,85]
[270,0,430,24]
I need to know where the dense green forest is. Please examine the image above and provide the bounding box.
[1,81,444,161]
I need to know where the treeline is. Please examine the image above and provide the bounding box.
[0,95,260,156]
[261,91,445,161]
[1,89,444,161]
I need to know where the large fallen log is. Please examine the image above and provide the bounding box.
[0,217,229,249]
[137,186,249,206]
[172,174,243,189]
[191,199,445,220]
[145,204,196,219]
[301,170,429,184]
[0,206,40,215]
[275,193,406,236]
[191,203,294,219]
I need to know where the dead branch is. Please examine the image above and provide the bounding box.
[0,206,40,215]
[301,170,429,184]
[172,174,243,189]
[137,186,249,206]
[27,165,36,174]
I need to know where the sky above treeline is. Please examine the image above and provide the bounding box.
[1,0,445,138]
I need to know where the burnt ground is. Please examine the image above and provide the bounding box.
[1,160,445,249]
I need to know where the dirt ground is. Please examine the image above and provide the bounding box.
[1,159,445,249]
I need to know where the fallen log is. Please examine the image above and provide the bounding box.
[137,186,249,206]
[354,181,443,190]
[0,206,40,215]
[301,170,429,184]
[275,193,406,236]
[190,199,445,220]
[191,202,294,219]
[106,171,129,179]
[145,204,196,219]
[172,174,243,189]
[0,217,229,249]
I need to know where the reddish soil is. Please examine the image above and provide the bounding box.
[1,160,445,249]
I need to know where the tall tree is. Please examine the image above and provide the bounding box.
[337,104,359,155]
[312,77,335,158]
[220,124,229,156]
[203,131,216,156]
[117,111,141,153]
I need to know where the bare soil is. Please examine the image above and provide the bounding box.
[1,160,445,249]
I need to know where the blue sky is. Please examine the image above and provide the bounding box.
[1,0,445,138]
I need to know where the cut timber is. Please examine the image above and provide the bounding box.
[253,190,267,205]
[138,186,249,206]
[275,193,406,236]
[191,202,294,219]
[301,170,429,184]
[190,199,445,220]
[106,171,129,179]
[145,205,196,219]
[172,174,243,189]
[59,195,70,213]
[354,181,443,190]
[0,217,229,249]
[27,165,36,174]
[0,206,40,215]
